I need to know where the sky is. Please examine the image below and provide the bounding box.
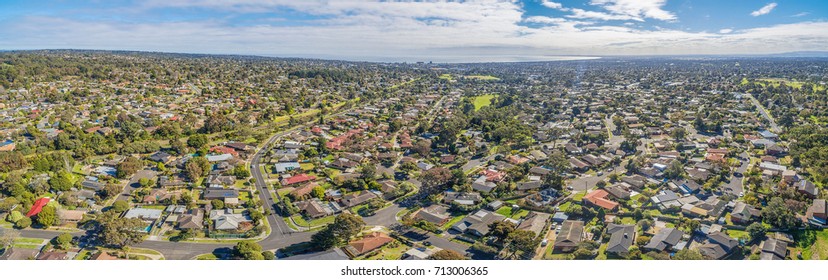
[0,0,826,62]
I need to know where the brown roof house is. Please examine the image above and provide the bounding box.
[343,232,394,258]
[554,220,584,253]
[414,204,451,226]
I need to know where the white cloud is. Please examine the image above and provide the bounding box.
[540,1,566,10]
[751,3,777,17]
[589,0,677,21]
[567,8,643,21]
[792,12,809,17]
[1,1,827,61]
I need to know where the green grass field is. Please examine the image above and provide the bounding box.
[495,206,529,219]
[465,75,500,81]
[472,94,497,111]
[792,229,828,260]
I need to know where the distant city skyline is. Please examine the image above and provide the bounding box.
[1,0,827,62]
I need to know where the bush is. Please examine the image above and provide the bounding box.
[15,216,32,229]
[111,200,130,213]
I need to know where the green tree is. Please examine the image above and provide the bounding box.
[311,213,365,249]
[429,249,466,260]
[761,197,799,229]
[233,240,264,260]
[36,205,57,228]
[14,216,32,229]
[116,157,142,179]
[746,222,767,242]
[262,250,275,260]
[311,186,326,199]
[55,233,73,250]
[49,171,74,192]
[184,160,204,182]
[488,220,516,243]
[211,199,225,209]
[187,134,209,149]
[96,211,146,248]
[505,230,539,259]
[111,200,130,213]
[673,248,704,260]
[572,248,595,259]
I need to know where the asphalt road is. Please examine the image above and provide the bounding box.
[724,151,750,196]
[746,93,782,134]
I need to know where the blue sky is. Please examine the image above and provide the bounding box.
[0,0,826,62]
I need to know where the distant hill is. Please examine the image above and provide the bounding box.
[766,51,828,57]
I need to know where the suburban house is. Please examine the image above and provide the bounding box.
[209,209,252,231]
[554,220,584,253]
[343,232,394,258]
[760,238,788,260]
[203,188,240,206]
[516,212,550,237]
[340,191,379,208]
[281,174,317,186]
[605,223,635,257]
[450,209,506,237]
[806,199,828,225]
[273,162,301,173]
[583,189,619,211]
[697,232,739,260]
[414,204,451,226]
[730,202,759,224]
[176,209,204,230]
[643,227,682,252]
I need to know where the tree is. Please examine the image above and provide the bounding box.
[95,212,146,248]
[429,249,466,260]
[138,177,154,188]
[360,163,377,180]
[211,199,225,210]
[184,160,204,182]
[762,197,799,229]
[488,220,516,243]
[15,216,32,229]
[311,213,365,249]
[413,140,432,157]
[505,230,539,259]
[311,186,326,199]
[671,127,687,140]
[37,205,57,228]
[663,160,684,180]
[232,165,251,179]
[49,171,74,192]
[111,200,130,213]
[54,233,73,250]
[572,248,595,259]
[116,157,142,179]
[0,228,20,250]
[746,222,767,242]
[673,248,704,260]
[187,134,209,149]
[262,250,275,260]
[233,240,264,260]
[101,183,122,199]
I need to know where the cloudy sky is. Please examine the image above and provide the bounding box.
[0,0,826,62]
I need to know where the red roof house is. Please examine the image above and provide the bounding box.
[281,174,317,186]
[26,197,51,217]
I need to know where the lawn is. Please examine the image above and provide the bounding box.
[558,201,572,212]
[300,163,315,171]
[359,243,410,260]
[495,206,529,219]
[791,229,828,260]
[572,192,585,202]
[472,94,497,111]
[619,217,636,225]
[291,214,336,228]
[465,75,500,81]
[195,253,219,260]
[440,215,467,231]
[726,229,749,241]
[15,237,45,244]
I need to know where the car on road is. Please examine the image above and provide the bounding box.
[423,241,432,246]
[734,172,743,177]
[555,225,562,233]
[739,192,744,197]
[607,167,613,172]
[566,186,574,190]
[541,239,548,246]
[597,171,604,176]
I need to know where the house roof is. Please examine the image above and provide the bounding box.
[282,174,316,185]
[347,232,393,256]
[761,238,788,260]
[583,190,619,210]
[606,224,635,255]
[555,220,584,247]
[644,227,682,251]
[26,197,51,217]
